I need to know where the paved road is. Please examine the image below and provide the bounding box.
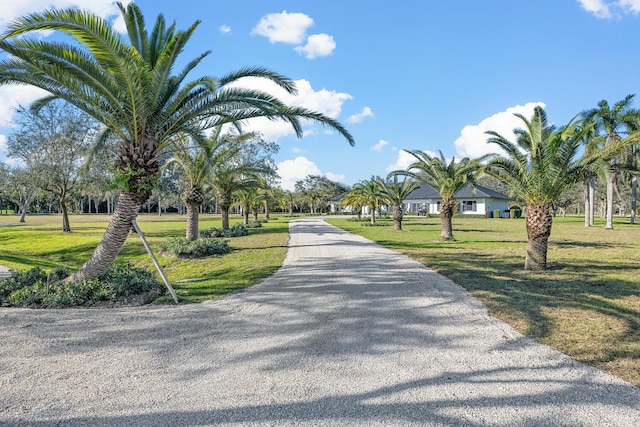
[1,218,638,426]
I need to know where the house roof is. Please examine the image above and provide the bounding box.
[405,184,510,200]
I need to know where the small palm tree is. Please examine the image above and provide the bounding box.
[485,107,597,270]
[0,3,354,282]
[348,178,384,224]
[394,151,487,241]
[375,176,419,231]
[164,130,233,240]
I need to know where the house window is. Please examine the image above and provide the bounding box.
[462,200,477,212]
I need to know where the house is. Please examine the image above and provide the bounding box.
[404,184,511,217]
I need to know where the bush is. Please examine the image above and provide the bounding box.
[1,264,164,308]
[201,222,249,238]
[246,220,263,228]
[159,237,231,258]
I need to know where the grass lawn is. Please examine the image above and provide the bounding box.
[326,215,640,387]
[0,213,289,304]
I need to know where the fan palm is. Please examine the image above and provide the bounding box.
[375,176,419,231]
[394,150,487,241]
[0,3,354,282]
[485,107,597,270]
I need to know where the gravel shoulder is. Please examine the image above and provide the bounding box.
[1,218,638,426]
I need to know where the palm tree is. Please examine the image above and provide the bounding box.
[485,107,597,270]
[394,151,487,241]
[164,130,233,240]
[0,3,354,282]
[581,95,636,229]
[375,176,419,231]
[347,178,384,225]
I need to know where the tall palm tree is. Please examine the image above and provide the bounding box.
[394,150,487,241]
[0,3,354,282]
[581,95,635,229]
[375,176,419,231]
[485,107,596,270]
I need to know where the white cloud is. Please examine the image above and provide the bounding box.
[0,85,50,127]
[276,156,345,191]
[0,1,131,32]
[453,102,545,159]
[227,77,352,141]
[346,106,374,123]
[291,147,305,153]
[385,149,437,173]
[219,25,231,35]
[577,0,613,17]
[251,11,313,44]
[0,134,7,155]
[619,0,640,13]
[325,172,346,182]
[295,33,336,59]
[371,139,389,152]
[277,156,322,191]
[577,0,640,18]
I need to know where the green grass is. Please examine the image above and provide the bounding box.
[0,213,288,304]
[327,215,640,387]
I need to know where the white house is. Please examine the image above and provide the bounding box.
[404,184,511,217]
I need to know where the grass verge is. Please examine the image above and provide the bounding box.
[327,215,640,387]
[0,213,289,304]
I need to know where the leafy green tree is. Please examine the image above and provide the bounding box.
[6,101,97,232]
[295,175,349,214]
[0,165,40,222]
[485,107,597,270]
[376,176,419,231]
[394,151,487,241]
[0,3,354,282]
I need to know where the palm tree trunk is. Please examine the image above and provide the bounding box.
[631,175,637,224]
[243,206,249,225]
[369,204,376,225]
[392,204,403,231]
[65,190,141,283]
[525,204,552,270]
[439,199,455,241]
[588,178,595,226]
[264,200,270,220]
[606,174,614,229]
[584,180,590,227]
[185,202,200,241]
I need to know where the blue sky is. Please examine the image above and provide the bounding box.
[1,0,640,190]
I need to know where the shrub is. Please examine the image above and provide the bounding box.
[246,220,263,228]
[200,223,248,238]
[159,237,231,258]
[2,264,163,308]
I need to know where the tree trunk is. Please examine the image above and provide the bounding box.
[606,174,614,229]
[243,205,250,225]
[18,194,35,223]
[185,202,200,241]
[584,180,590,227]
[369,204,376,225]
[264,201,270,220]
[439,199,455,241]
[253,209,258,222]
[525,204,553,270]
[65,190,142,283]
[392,204,403,231]
[60,199,71,232]
[588,178,595,226]
[631,175,637,224]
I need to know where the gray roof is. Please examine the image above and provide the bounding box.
[405,184,510,200]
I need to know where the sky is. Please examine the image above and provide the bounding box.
[1,0,640,190]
